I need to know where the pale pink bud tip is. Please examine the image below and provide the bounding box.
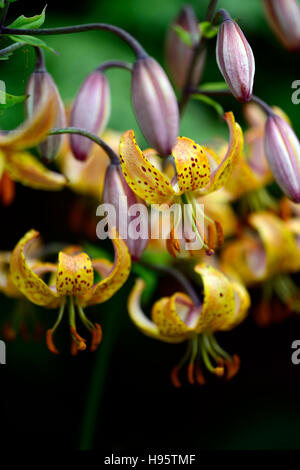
[165,6,205,90]
[25,71,66,163]
[265,114,300,203]
[131,57,179,156]
[264,0,300,51]
[216,20,255,102]
[102,164,148,260]
[70,71,111,161]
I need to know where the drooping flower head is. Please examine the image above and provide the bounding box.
[10,229,131,354]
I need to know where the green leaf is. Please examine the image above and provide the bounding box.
[0,91,27,109]
[199,81,229,92]
[7,6,46,29]
[192,93,224,117]
[173,24,197,47]
[8,34,56,53]
[199,21,219,39]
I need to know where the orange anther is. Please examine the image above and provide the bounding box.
[187,363,195,385]
[0,172,15,206]
[46,329,59,355]
[2,322,17,341]
[215,221,224,247]
[90,323,103,352]
[225,354,240,381]
[170,366,182,388]
[195,364,206,385]
[208,223,217,251]
[166,227,181,258]
[213,366,225,377]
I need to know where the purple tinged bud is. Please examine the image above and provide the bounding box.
[216,19,255,102]
[131,56,179,156]
[103,164,148,261]
[70,71,111,161]
[165,6,206,90]
[265,114,300,202]
[263,0,300,51]
[25,71,66,163]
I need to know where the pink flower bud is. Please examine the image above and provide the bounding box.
[216,19,255,102]
[265,114,300,202]
[70,71,111,161]
[165,6,206,90]
[102,164,148,261]
[131,56,179,156]
[263,0,300,51]
[25,71,66,162]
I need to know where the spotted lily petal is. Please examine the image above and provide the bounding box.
[194,264,236,333]
[119,130,174,204]
[81,229,131,306]
[10,230,60,307]
[171,137,210,193]
[0,92,56,151]
[221,279,250,330]
[203,112,243,194]
[56,252,94,296]
[128,279,188,343]
[152,292,196,338]
[5,151,67,190]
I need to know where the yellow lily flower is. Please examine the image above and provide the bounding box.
[10,228,131,354]
[119,112,243,256]
[221,211,300,286]
[128,263,250,386]
[0,92,67,196]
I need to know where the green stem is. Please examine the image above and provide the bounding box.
[49,127,120,165]
[0,41,25,57]
[1,23,147,59]
[79,297,121,450]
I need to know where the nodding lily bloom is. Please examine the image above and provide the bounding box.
[128,264,250,387]
[0,92,67,201]
[221,212,300,326]
[10,229,131,355]
[119,111,243,257]
[221,212,300,286]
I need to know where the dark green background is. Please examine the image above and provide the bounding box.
[1,0,300,451]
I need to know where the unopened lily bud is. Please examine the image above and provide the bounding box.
[102,163,148,261]
[165,6,206,90]
[70,70,111,161]
[263,0,300,51]
[25,71,66,162]
[131,56,179,156]
[265,114,300,202]
[216,15,255,102]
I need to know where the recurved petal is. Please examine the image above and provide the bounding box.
[171,136,210,193]
[10,230,59,307]
[249,211,300,275]
[203,112,243,194]
[81,229,131,306]
[194,264,236,333]
[119,130,174,204]
[5,151,67,190]
[128,278,166,340]
[0,91,56,151]
[152,292,195,338]
[221,279,250,330]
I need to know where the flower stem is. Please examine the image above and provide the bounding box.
[1,23,148,59]
[96,60,133,73]
[178,0,218,114]
[139,260,201,306]
[0,41,25,57]
[49,127,120,165]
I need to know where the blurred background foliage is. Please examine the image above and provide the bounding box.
[1,0,300,451]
